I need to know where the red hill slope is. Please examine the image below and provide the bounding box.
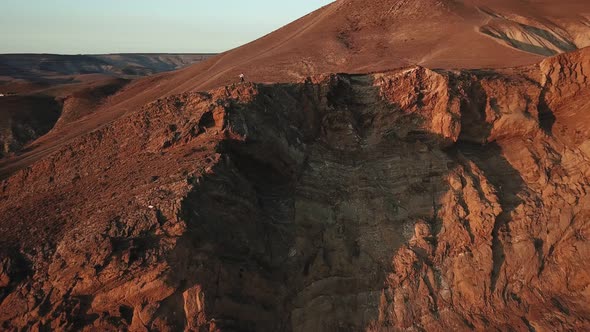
[120,0,590,94]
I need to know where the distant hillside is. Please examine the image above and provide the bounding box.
[0,53,216,82]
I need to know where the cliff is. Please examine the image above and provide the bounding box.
[1,48,589,331]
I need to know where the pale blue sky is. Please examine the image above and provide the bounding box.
[0,1,333,54]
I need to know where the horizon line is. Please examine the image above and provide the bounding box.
[0,52,220,56]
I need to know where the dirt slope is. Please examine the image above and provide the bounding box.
[0,47,589,331]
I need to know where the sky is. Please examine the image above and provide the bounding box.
[0,1,333,54]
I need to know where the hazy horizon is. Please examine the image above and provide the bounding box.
[0,0,333,54]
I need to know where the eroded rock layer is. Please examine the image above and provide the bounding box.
[1,49,590,331]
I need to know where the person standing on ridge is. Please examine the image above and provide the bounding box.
[239,73,245,83]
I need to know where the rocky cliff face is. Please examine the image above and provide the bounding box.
[1,48,590,331]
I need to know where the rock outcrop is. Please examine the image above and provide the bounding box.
[1,48,590,331]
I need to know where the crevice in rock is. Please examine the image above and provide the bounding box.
[551,297,571,315]
[538,89,556,135]
[454,77,492,144]
[449,141,525,293]
[521,316,536,332]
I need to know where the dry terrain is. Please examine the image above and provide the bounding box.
[1,0,590,331]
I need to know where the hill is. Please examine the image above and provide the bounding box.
[122,0,590,94]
